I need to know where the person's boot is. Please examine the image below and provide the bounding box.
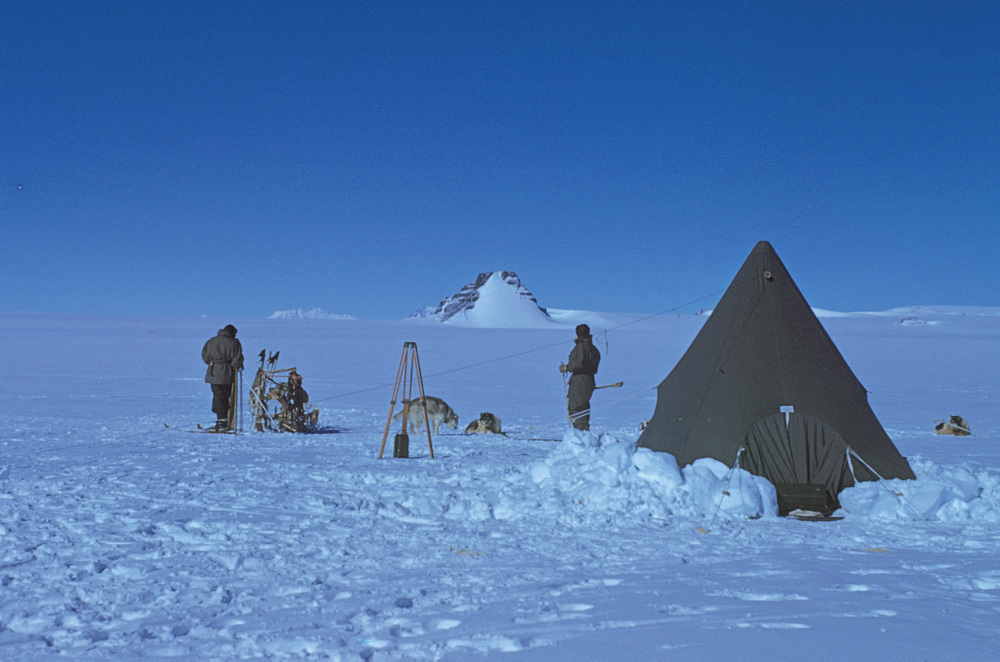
[213,419,228,432]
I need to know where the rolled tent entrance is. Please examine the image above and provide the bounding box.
[741,412,855,514]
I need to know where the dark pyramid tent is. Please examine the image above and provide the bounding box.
[637,241,914,512]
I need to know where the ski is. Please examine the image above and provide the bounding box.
[163,423,242,435]
[488,434,562,442]
[197,423,243,434]
[514,437,562,442]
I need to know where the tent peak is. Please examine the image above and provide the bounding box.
[751,240,776,256]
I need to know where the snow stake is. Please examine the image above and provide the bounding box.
[227,369,242,432]
[700,446,745,533]
[379,342,435,459]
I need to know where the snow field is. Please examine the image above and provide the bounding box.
[1,310,999,659]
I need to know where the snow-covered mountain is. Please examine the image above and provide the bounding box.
[268,308,356,320]
[410,270,556,328]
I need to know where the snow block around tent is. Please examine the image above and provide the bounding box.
[837,460,1000,522]
[524,428,779,521]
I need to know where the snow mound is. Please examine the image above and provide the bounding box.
[501,429,779,522]
[412,271,555,328]
[838,458,1000,522]
[268,308,356,320]
[503,430,1000,526]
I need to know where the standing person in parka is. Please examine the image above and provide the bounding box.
[202,324,245,431]
[559,324,601,431]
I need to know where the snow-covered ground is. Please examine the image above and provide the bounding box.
[1,305,998,660]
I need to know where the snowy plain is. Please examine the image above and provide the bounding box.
[1,298,999,660]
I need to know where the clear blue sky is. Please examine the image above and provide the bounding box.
[2,1,997,318]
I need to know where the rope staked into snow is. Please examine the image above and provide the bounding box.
[845,447,954,533]
[848,447,889,482]
[704,447,746,531]
[317,286,731,405]
[846,446,858,483]
[566,386,656,422]
[865,389,957,430]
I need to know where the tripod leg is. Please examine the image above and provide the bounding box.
[411,345,434,459]
[378,346,409,458]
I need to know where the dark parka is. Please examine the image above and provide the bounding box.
[566,333,600,429]
[202,328,244,385]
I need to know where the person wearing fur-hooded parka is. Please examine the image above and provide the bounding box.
[202,324,244,430]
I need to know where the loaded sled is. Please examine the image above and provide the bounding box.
[249,350,320,432]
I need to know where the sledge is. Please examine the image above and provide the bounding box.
[247,349,320,432]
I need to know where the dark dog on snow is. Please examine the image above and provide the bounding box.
[934,415,970,436]
[465,412,506,436]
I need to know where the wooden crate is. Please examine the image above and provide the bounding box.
[775,483,834,517]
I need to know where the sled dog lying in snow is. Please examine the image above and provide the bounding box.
[392,396,459,435]
[465,412,506,436]
[934,415,970,436]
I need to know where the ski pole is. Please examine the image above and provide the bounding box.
[238,369,243,432]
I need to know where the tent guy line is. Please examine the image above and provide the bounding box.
[865,387,959,430]
[314,287,734,405]
[0,224,858,258]
[844,449,955,536]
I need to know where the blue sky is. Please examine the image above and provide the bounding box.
[2,1,997,318]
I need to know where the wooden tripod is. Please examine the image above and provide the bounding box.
[379,342,435,459]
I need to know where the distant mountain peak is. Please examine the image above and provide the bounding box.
[268,308,356,320]
[434,271,548,322]
[410,271,554,328]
